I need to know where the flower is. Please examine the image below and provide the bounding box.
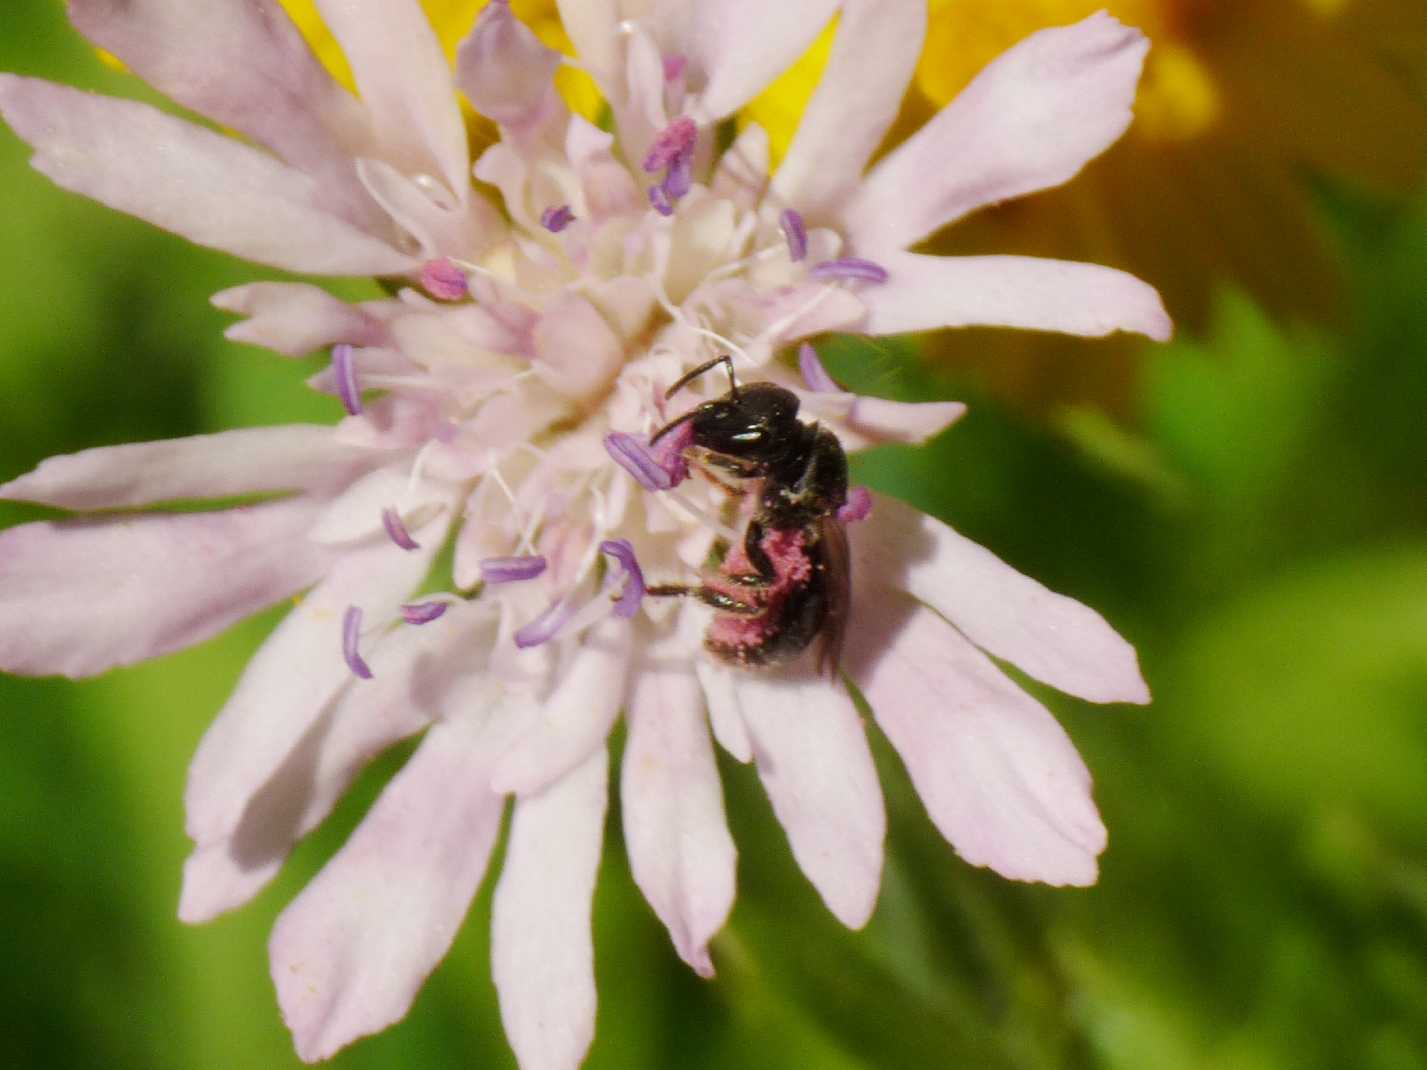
[0,2,1165,1066]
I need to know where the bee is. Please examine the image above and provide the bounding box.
[645,355,851,676]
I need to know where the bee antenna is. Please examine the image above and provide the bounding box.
[665,354,737,400]
[649,408,697,446]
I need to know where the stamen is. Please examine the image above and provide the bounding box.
[540,204,575,233]
[648,183,674,217]
[599,539,646,619]
[605,431,684,491]
[837,485,873,523]
[642,116,697,174]
[420,258,469,301]
[780,209,808,262]
[514,597,575,649]
[342,606,374,680]
[810,257,890,285]
[663,153,692,200]
[332,344,363,415]
[381,507,421,551]
[401,601,449,625]
[798,342,841,393]
[480,555,548,583]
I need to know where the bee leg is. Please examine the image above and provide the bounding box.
[725,518,778,588]
[646,583,762,615]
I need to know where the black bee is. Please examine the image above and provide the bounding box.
[645,355,851,676]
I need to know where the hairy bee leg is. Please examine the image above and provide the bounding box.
[729,517,778,587]
[646,583,762,615]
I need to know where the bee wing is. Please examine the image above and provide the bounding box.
[815,516,851,678]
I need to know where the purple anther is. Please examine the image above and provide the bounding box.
[514,598,575,649]
[642,116,698,174]
[540,204,575,233]
[401,601,449,625]
[480,554,548,584]
[798,342,841,393]
[810,257,890,285]
[381,506,420,551]
[837,485,873,524]
[648,183,674,217]
[663,53,688,82]
[342,605,374,680]
[605,431,677,491]
[420,258,469,301]
[332,343,363,415]
[780,209,808,263]
[599,539,646,619]
[648,418,693,486]
[663,153,692,200]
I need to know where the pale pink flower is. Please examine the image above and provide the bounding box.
[0,2,1164,1066]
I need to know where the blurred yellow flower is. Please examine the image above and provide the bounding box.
[752,0,1427,410]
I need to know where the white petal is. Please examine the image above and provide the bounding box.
[694,659,752,763]
[842,13,1148,252]
[309,464,447,546]
[709,123,770,211]
[860,251,1171,341]
[623,663,736,977]
[178,607,499,922]
[0,498,329,678]
[270,710,509,1062]
[0,75,415,276]
[67,0,381,229]
[184,524,446,846]
[689,0,841,121]
[456,0,563,130]
[1,426,376,510]
[212,283,387,358]
[847,590,1107,886]
[852,496,1150,705]
[489,624,630,795]
[314,0,470,205]
[736,670,884,928]
[493,746,608,1070]
[772,0,925,219]
[801,393,966,451]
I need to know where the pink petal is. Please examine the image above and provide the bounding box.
[842,13,1148,252]
[709,123,770,210]
[853,496,1150,705]
[1,426,376,510]
[456,0,562,130]
[492,746,607,1070]
[623,663,737,977]
[531,293,627,401]
[0,498,329,678]
[0,76,416,276]
[66,0,382,231]
[313,0,470,205]
[694,660,752,763]
[488,624,630,795]
[688,0,841,121]
[184,526,446,847]
[212,283,387,358]
[270,711,509,1062]
[860,251,1172,342]
[847,589,1107,886]
[772,0,925,219]
[801,393,966,451]
[735,671,885,928]
[178,607,499,922]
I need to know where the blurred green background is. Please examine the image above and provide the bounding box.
[3,4,1427,1068]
